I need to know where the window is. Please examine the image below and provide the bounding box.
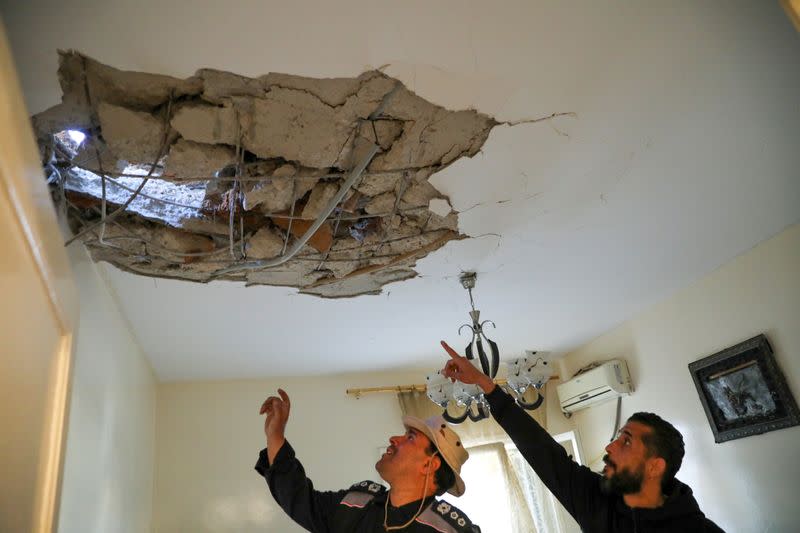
[442,433,584,533]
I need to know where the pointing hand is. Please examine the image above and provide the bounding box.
[440,341,496,394]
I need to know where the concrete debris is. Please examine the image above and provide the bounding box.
[246,226,285,259]
[301,267,417,298]
[164,139,236,179]
[243,164,297,212]
[301,182,339,219]
[364,192,397,215]
[171,104,239,145]
[153,227,215,260]
[97,102,166,164]
[73,136,122,173]
[59,49,202,112]
[402,181,440,206]
[37,52,502,297]
[355,172,402,197]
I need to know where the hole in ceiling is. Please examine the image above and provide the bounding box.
[35,50,501,298]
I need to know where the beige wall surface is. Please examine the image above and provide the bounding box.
[153,370,427,533]
[0,20,78,533]
[0,164,64,533]
[57,249,157,533]
[560,223,800,533]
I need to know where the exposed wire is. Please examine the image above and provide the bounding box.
[280,165,299,257]
[64,92,175,246]
[211,142,381,277]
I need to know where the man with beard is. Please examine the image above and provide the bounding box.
[255,388,479,532]
[441,341,723,532]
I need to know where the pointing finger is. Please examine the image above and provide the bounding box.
[440,340,463,360]
[278,388,290,409]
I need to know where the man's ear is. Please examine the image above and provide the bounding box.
[646,456,666,480]
[424,454,442,475]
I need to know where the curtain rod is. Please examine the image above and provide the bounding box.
[346,376,559,399]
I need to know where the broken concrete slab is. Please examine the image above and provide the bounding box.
[246,226,285,259]
[164,139,237,179]
[170,103,239,145]
[153,227,215,259]
[238,90,351,168]
[300,266,417,298]
[301,182,339,219]
[402,181,440,206]
[374,108,496,170]
[364,191,397,215]
[36,53,507,297]
[97,102,166,164]
[355,172,402,197]
[196,68,265,104]
[58,50,202,112]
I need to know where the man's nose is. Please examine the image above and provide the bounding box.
[389,435,401,445]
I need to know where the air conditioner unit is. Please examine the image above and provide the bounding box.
[557,359,633,415]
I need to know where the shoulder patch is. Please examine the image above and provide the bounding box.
[347,480,387,494]
[416,499,473,532]
[340,480,386,509]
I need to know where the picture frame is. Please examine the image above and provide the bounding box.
[689,334,799,443]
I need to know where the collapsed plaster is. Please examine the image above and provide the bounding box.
[36,51,499,297]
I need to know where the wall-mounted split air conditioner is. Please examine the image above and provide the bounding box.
[556,359,633,415]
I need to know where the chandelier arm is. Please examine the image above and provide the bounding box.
[442,404,470,424]
[475,338,491,376]
[483,336,500,378]
[465,341,475,361]
[467,399,490,422]
[458,324,476,337]
[515,389,544,410]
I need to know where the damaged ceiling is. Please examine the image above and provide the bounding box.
[36,51,499,297]
[6,1,799,380]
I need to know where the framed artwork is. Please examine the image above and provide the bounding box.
[689,334,799,443]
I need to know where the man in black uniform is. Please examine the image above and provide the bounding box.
[256,388,479,532]
[440,341,724,532]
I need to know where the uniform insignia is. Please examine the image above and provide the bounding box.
[341,480,386,509]
[348,480,386,494]
[418,499,473,532]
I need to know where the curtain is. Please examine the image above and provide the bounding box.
[397,387,556,533]
[396,388,547,448]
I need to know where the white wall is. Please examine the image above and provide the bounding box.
[559,223,800,533]
[153,370,426,533]
[57,247,157,533]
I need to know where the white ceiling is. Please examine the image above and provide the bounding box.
[5,1,799,381]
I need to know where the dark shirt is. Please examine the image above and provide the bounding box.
[485,387,725,533]
[254,441,478,532]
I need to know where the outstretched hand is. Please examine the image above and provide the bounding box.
[260,389,291,461]
[440,341,496,394]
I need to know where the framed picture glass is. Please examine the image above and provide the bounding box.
[688,334,799,443]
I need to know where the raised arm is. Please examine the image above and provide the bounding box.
[260,388,291,464]
[440,341,607,527]
[256,389,342,533]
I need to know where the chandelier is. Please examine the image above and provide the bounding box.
[426,272,553,423]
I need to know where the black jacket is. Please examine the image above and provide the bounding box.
[255,441,478,532]
[485,387,724,532]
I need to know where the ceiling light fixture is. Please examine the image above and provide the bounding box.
[426,271,552,423]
